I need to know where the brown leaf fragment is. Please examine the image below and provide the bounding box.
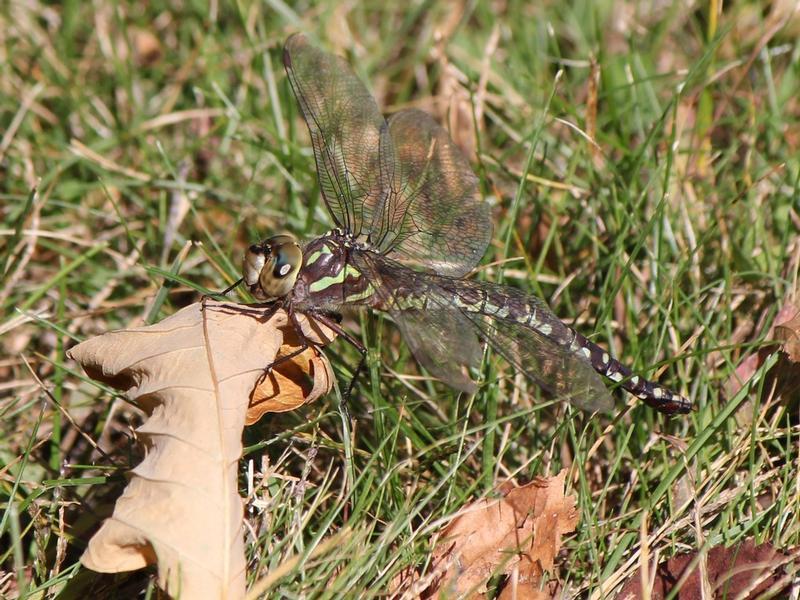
[619,539,797,600]
[425,470,578,598]
[246,344,333,422]
[67,301,334,600]
[725,302,800,416]
[774,307,800,363]
[133,28,162,67]
[246,315,335,423]
[724,349,772,400]
[497,581,550,600]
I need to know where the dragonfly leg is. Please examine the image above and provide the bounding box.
[315,309,343,324]
[201,277,245,302]
[218,277,244,297]
[305,309,367,402]
[344,353,367,400]
[262,304,320,376]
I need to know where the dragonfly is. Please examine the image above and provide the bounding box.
[236,33,691,415]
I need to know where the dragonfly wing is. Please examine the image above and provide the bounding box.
[388,306,483,393]
[283,34,388,237]
[351,250,482,391]
[354,251,613,411]
[350,251,613,411]
[284,36,491,278]
[380,109,492,277]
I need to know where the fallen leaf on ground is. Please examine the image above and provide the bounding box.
[133,28,162,67]
[618,538,797,599]
[725,302,800,416]
[421,469,577,599]
[67,301,334,600]
[773,307,800,362]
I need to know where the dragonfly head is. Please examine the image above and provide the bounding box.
[243,234,303,301]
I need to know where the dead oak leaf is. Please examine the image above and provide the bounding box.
[724,302,800,417]
[426,469,578,598]
[247,311,334,423]
[67,301,334,600]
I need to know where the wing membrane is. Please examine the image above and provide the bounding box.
[284,35,491,277]
[459,307,614,412]
[389,307,484,393]
[381,110,491,276]
[353,250,613,411]
[283,34,386,236]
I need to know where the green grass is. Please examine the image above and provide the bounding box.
[2,1,799,598]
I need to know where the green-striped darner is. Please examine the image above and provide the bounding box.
[238,33,690,415]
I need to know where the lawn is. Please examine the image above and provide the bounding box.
[1,1,799,598]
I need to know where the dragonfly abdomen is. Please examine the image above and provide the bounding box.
[457,285,691,414]
[568,330,691,414]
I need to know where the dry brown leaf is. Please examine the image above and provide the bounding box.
[133,28,162,67]
[618,539,797,599]
[773,307,800,363]
[67,301,334,600]
[724,349,770,400]
[497,579,550,600]
[725,302,800,419]
[425,470,578,598]
[247,316,334,423]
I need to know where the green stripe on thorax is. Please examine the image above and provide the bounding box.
[308,264,367,294]
[304,243,333,266]
[309,271,346,293]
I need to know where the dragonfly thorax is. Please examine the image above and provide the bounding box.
[292,231,376,309]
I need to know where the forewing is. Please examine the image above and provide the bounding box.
[283,34,388,236]
[379,109,492,277]
[284,35,491,278]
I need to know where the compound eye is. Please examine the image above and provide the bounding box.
[257,238,303,299]
[272,243,301,278]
